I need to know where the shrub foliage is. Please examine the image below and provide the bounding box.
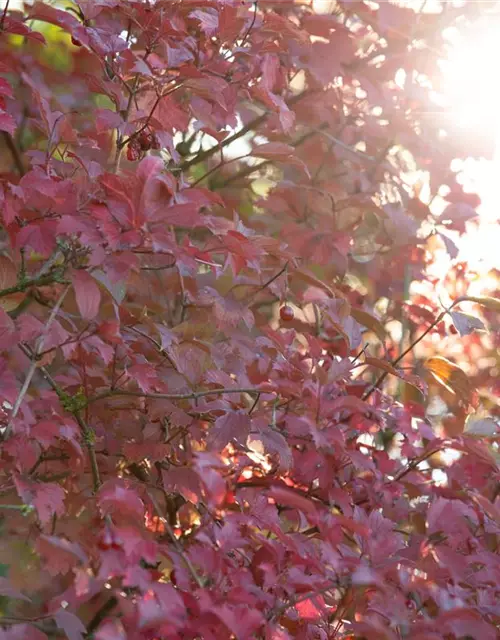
[0,1,498,639]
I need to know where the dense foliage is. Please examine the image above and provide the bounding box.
[0,1,498,638]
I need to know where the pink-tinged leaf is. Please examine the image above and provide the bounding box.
[162,466,202,504]
[185,77,229,108]
[0,577,31,602]
[248,430,292,472]
[15,222,57,257]
[95,620,127,640]
[252,142,295,160]
[438,607,497,640]
[35,535,87,576]
[0,110,16,135]
[137,583,185,629]
[189,9,219,35]
[144,94,190,133]
[329,395,375,416]
[449,310,486,336]
[295,595,325,621]
[152,203,203,227]
[14,477,65,526]
[54,610,86,640]
[4,16,45,42]
[470,492,500,524]
[127,362,160,393]
[213,604,265,639]
[0,79,13,98]
[0,625,48,640]
[92,270,127,304]
[209,411,251,450]
[95,108,124,133]
[98,481,144,520]
[72,270,101,320]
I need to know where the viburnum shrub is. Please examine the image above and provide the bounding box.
[0,1,499,638]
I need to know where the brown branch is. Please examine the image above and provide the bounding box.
[179,90,310,173]
[219,122,330,187]
[147,490,204,588]
[0,273,65,298]
[90,386,265,405]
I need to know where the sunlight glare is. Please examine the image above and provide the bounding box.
[438,14,500,268]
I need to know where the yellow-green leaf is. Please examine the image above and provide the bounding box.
[457,296,500,313]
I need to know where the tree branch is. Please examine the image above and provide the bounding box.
[178,90,310,173]
[3,286,70,440]
[90,387,265,405]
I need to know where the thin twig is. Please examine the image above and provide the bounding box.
[179,91,310,173]
[89,387,265,405]
[362,308,449,400]
[244,262,289,302]
[147,490,204,588]
[3,286,69,439]
[0,273,66,298]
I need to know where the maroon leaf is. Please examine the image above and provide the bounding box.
[209,411,251,450]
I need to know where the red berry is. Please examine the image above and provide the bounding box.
[97,528,113,551]
[126,142,140,162]
[138,129,154,151]
[151,133,161,150]
[280,305,294,322]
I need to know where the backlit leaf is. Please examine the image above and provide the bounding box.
[449,310,486,336]
[423,356,472,405]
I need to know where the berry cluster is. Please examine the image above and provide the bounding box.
[126,127,161,161]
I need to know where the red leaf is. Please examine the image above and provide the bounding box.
[189,9,219,35]
[209,411,251,450]
[35,535,87,576]
[295,595,325,621]
[0,111,16,135]
[95,621,127,640]
[72,270,101,320]
[14,477,65,526]
[98,481,144,520]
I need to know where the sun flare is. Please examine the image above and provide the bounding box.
[437,13,500,267]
